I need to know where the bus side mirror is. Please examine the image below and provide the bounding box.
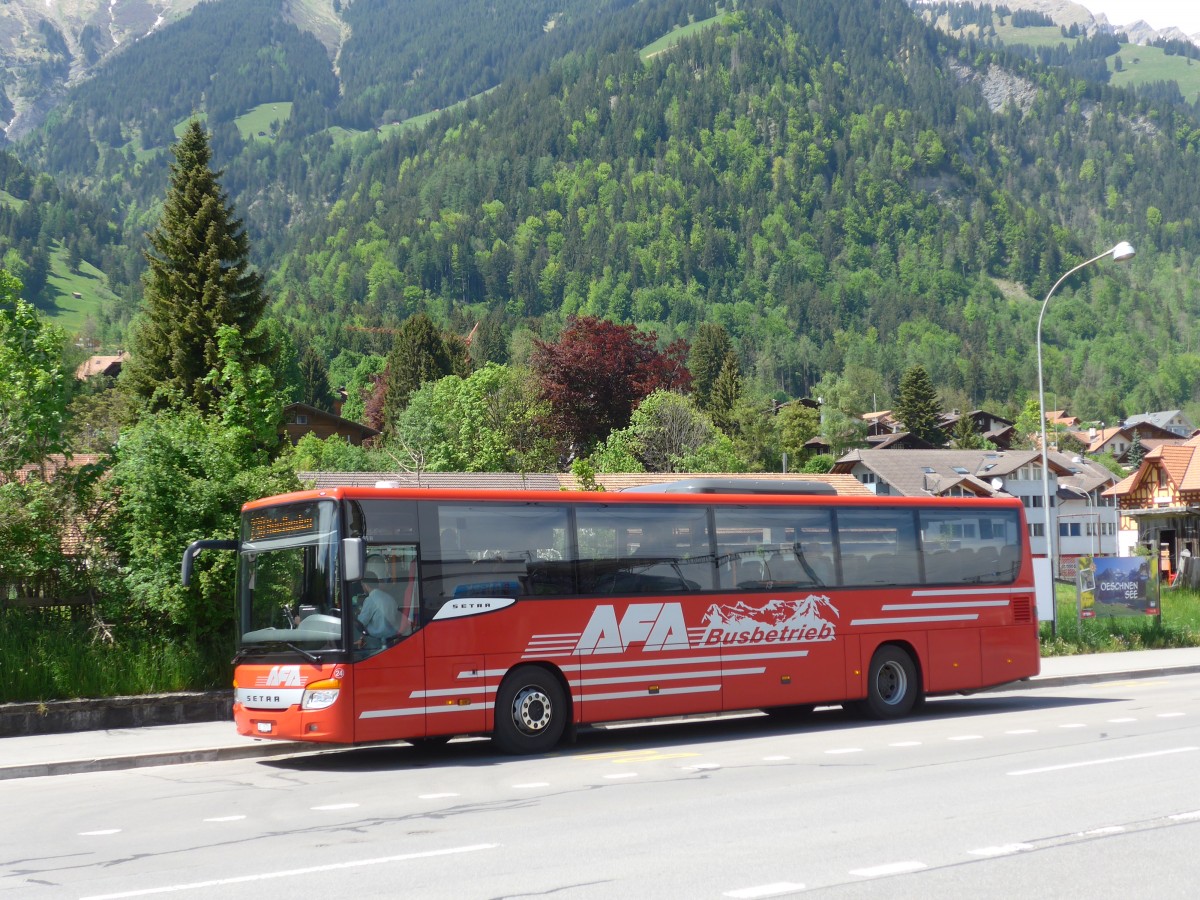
[181,539,238,586]
[343,538,365,582]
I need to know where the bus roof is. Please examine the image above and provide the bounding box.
[244,484,1023,512]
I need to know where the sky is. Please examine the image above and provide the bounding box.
[1080,2,1200,35]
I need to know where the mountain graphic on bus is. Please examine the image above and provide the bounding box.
[700,595,840,645]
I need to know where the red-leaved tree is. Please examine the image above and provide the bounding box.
[531,316,691,455]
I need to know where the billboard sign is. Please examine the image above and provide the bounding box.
[1076,556,1159,619]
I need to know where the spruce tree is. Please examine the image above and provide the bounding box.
[375,313,457,434]
[896,365,945,445]
[124,120,273,413]
[688,322,733,412]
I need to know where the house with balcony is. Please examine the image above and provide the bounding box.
[1103,433,1200,575]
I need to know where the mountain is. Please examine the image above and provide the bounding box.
[0,0,208,139]
[5,0,1200,430]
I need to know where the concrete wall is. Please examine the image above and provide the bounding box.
[0,691,231,737]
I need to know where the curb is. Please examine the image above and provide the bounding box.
[1023,663,1200,690]
[0,740,314,781]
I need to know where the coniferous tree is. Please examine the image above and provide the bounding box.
[1128,429,1145,469]
[298,346,336,412]
[950,414,987,449]
[709,351,742,434]
[689,323,733,412]
[373,313,459,434]
[896,365,945,445]
[123,120,274,413]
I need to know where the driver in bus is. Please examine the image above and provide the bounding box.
[357,557,403,649]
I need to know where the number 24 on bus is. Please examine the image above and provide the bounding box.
[181,479,1039,754]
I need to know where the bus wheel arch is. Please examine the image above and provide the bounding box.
[492,663,571,754]
[858,642,923,719]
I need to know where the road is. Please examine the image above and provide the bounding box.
[3,674,1199,899]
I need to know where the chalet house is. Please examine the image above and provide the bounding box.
[74,352,129,380]
[280,403,380,447]
[1070,422,1185,463]
[1103,434,1200,574]
[939,410,1016,449]
[1124,410,1197,438]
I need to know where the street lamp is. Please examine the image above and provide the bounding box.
[1038,241,1135,633]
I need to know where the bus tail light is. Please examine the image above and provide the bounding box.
[302,678,342,710]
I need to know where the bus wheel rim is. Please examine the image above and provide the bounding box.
[877,661,907,705]
[514,686,552,733]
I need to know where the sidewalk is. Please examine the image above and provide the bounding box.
[4,648,1200,781]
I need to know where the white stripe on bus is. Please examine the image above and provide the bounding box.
[850,614,979,625]
[882,600,1009,610]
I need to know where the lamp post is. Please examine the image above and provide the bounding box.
[1038,241,1135,634]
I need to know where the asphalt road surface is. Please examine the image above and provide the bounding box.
[3,673,1199,899]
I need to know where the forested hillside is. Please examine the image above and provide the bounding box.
[7,0,1200,427]
[268,0,1200,423]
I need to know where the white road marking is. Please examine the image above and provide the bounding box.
[968,843,1033,857]
[1107,717,1137,723]
[1005,729,1037,734]
[79,843,500,899]
[763,755,791,761]
[604,772,638,779]
[824,747,863,755]
[850,861,927,877]
[948,734,983,741]
[889,741,921,747]
[311,803,359,811]
[1079,826,1124,836]
[1158,712,1185,718]
[1169,810,1200,821]
[79,829,121,836]
[512,782,550,789]
[684,762,722,770]
[418,792,460,799]
[1059,723,1087,729]
[203,816,246,823]
[1009,746,1199,776]
[724,882,806,898]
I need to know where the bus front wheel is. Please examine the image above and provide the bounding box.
[859,645,920,719]
[493,666,567,754]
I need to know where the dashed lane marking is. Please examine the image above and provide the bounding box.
[968,843,1033,857]
[849,861,927,878]
[723,882,806,898]
[79,843,500,899]
[1009,746,1199,776]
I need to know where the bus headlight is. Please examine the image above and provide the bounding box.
[302,678,342,710]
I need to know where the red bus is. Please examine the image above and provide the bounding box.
[182,479,1039,754]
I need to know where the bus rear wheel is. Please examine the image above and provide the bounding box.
[493,666,567,754]
[859,645,920,719]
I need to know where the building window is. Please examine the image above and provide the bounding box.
[295,414,309,425]
[1059,523,1081,538]
[1028,523,1044,538]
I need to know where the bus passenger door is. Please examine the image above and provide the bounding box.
[353,632,427,743]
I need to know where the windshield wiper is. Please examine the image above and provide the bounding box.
[232,642,322,665]
[280,641,322,664]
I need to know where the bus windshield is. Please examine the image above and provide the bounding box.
[237,500,344,653]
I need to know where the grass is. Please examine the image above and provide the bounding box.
[0,609,229,704]
[1109,44,1200,105]
[41,243,121,337]
[640,10,732,61]
[1040,582,1200,655]
[233,102,293,142]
